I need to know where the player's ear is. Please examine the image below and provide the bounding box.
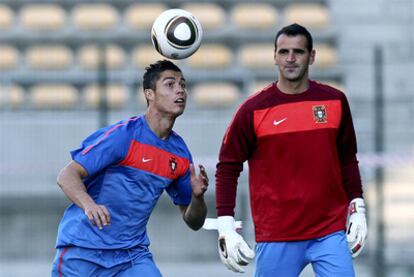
[309,49,316,65]
[273,48,278,65]
[144,89,155,103]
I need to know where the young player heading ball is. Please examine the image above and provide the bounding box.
[207,23,367,277]
[52,60,208,277]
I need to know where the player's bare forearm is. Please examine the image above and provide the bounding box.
[57,161,94,209]
[180,163,209,230]
[182,195,207,230]
[57,161,111,229]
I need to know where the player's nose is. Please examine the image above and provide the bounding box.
[176,85,186,95]
[286,51,296,62]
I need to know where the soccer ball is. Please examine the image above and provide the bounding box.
[151,9,203,60]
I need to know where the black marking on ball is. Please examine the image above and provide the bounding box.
[165,16,197,49]
[151,33,162,54]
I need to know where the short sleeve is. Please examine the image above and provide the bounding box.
[165,169,192,206]
[70,122,131,177]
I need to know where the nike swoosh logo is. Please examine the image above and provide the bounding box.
[142,157,153,163]
[273,118,287,125]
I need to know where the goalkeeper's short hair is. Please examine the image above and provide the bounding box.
[274,23,313,53]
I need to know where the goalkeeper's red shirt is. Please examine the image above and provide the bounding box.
[216,81,363,242]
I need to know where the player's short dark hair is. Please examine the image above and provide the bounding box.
[274,23,313,53]
[143,60,182,91]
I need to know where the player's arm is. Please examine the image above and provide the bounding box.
[213,162,255,273]
[179,164,208,230]
[337,94,363,200]
[57,160,110,229]
[209,104,255,273]
[337,95,367,257]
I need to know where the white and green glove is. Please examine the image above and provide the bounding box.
[203,216,255,273]
[346,198,367,258]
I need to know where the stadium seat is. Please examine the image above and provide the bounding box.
[0,4,14,29]
[0,45,19,69]
[19,4,65,31]
[180,3,226,30]
[192,82,240,108]
[72,4,119,30]
[125,3,168,30]
[313,43,337,68]
[26,45,72,69]
[239,44,275,68]
[0,85,24,108]
[187,44,232,68]
[78,44,125,70]
[82,84,128,109]
[230,3,278,29]
[132,45,183,68]
[30,84,78,108]
[284,4,329,29]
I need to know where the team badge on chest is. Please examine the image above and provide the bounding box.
[169,157,177,176]
[312,105,327,123]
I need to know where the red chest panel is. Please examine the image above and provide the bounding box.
[253,100,342,137]
[119,140,189,179]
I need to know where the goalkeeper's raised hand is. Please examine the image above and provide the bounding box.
[203,216,255,273]
[346,198,367,258]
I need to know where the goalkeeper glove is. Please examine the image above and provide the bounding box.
[346,198,367,258]
[203,216,255,273]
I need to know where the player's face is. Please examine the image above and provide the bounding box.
[150,70,187,117]
[274,34,315,82]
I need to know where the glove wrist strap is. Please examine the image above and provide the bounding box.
[349,198,366,215]
[217,216,236,235]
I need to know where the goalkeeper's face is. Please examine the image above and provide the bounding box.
[274,34,315,82]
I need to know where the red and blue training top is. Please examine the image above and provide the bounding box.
[216,81,363,242]
[56,115,192,250]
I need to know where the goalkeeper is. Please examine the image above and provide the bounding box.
[209,23,367,276]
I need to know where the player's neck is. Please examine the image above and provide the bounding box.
[276,78,309,95]
[144,112,175,140]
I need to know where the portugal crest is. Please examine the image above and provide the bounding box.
[313,105,327,123]
[169,157,177,176]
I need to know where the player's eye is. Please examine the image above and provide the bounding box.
[278,49,288,55]
[294,49,306,55]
